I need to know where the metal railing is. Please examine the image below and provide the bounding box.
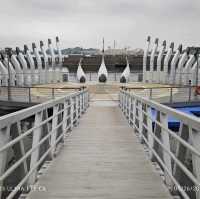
[119,90,200,199]
[68,71,143,82]
[122,85,200,104]
[0,89,89,199]
[0,86,86,103]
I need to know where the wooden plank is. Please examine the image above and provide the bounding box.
[28,103,172,199]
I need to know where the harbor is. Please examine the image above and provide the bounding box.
[0,0,200,199]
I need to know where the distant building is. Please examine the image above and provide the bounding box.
[103,48,144,56]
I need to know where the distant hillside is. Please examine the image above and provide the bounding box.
[46,47,99,55]
[46,47,143,56]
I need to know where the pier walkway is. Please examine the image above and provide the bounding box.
[28,100,171,199]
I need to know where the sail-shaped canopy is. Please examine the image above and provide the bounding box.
[98,38,108,82]
[77,58,86,83]
[120,56,130,83]
[98,54,108,82]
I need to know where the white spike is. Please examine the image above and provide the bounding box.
[0,60,8,86]
[149,38,158,83]
[182,54,196,85]
[169,45,182,84]
[24,45,39,84]
[120,56,130,83]
[11,55,24,86]
[143,36,151,82]
[16,48,32,86]
[162,42,174,83]
[176,48,189,84]
[77,58,86,83]
[33,43,44,84]
[155,40,166,83]
[98,54,108,82]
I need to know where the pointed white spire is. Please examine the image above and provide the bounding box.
[98,37,108,82]
[77,57,86,83]
[120,56,130,83]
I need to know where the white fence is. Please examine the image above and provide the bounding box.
[122,85,200,104]
[0,86,86,103]
[0,89,89,199]
[68,72,143,82]
[119,89,200,199]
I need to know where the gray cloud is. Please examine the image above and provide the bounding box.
[0,0,199,50]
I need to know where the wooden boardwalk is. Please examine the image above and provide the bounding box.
[28,101,172,199]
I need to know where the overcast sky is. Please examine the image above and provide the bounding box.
[0,0,199,50]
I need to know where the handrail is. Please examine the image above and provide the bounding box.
[0,85,87,103]
[120,84,200,104]
[121,85,195,90]
[0,89,89,199]
[0,85,86,90]
[119,89,200,199]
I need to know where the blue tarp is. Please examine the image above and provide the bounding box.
[151,106,200,131]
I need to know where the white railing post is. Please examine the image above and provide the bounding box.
[0,126,10,198]
[160,112,172,187]
[123,92,126,114]
[78,94,81,118]
[84,92,87,110]
[173,123,190,185]
[120,91,122,109]
[132,98,136,127]
[70,97,74,129]
[86,91,89,109]
[62,98,69,137]
[126,93,129,117]
[81,92,84,114]
[120,91,123,111]
[50,104,59,157]
[147,105,154,159]
[28,111,43,185]
[138,101,144,143]
[83,92,86,112]
[79,93,82,117]
[118,92,121,108]
[75,95,79,125]
[128,95,132,124]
